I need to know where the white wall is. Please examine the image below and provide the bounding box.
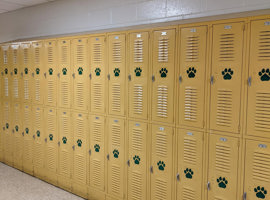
[0,0,270,43]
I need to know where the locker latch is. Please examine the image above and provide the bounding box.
[89,73,92,80]
[12,129,14,134]
[248,76,252,87]
[44,138,47,143]
[107,154,110,160]
[1,72,3,76]
[179,76,182,84]
[20,72,23,77]
[33,135,35,139]
[10,72,13,76]
[57,73,60,78]
[243,192,247,200]
[207,181,211,190]
[150,166,153,173]
[210,76,214,85]
[72,73,75,79]
[44,72,47,78]
[127,160,130,167]
[58,141,60,146]
[152,75,155,82]
[2,127,5,131]
[22,132,24,136]
[72,145,75,150]
[128,75,131,81]
[89,149,91,155]
[176,173,180,181]
[32,72,34,77]
[107,74,110,80]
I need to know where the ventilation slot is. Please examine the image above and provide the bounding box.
[76,45,85,64]
[155,178,167,200]
[112,83,121,112]
[111,165,121,195]
[157,86,168,118]
[76,82,85,108]
[216,89,233,127]
[184,87,197,121]
[134,39,143,63]
[35,48,40,64]
[186,36,199,62]
[93,121,102,143]
[24,80,29,100]
[74,155,85,183]
[47,46,54,64]
[35,110,41,128]
[61,81,69,106]
[113,41,121,63]
[219,34,235,61]
[252,151,270,182]
[60,151,69,175]
[61,115,69,136]
[47,80,54,104]
[23,48,29,64]
[76,117,84,139]
[133,84,143,114]
[183,187,196,200]
[61,45,68,64]
[132,128,143,151]
[255,92,270,132]
[130,171,143,200]
[158,38,169,62]
[93,83,102,110]
[4,78,8,97]
[215,143,231,173]
[92,159,102,187]
[47,146,56,171]
[13,49,18,64]
[156,131,167,157]
[47,112,55,132]
[93,43,102,63]
[112,124,121,147]
[35,80,40,101]
[3,51,8,64]
[258,31,270,60]
[183,138,197,165]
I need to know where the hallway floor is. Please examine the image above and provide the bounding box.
[0,163,84,200]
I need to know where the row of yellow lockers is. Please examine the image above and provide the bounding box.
[1,16,270,138]
[0,102,269,200]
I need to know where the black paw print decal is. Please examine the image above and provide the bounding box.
[24,68,28,75]
[14,68,18,75]
[186,67,196,78]
[6,123,9,129]
[36,130,40,137]
[36,68,40,75]
[134,67,142,77]
[94,144,100,152]
[254,186,267,199]
[113,149,119,158]
[159,68,168,78]
[258,68,270,81]
[77,139,82,147]
[62,68,67,75]
[114,68,120,77]
[222,68,233,80]
[78,67,83,75]
[4,68,8,75]
[217,177,228,189]
[15,125,19,132]
[95,68,101,76]
[157,161,166,171]
[133,155,140,165]
[25,128,29,134]
[49,134,53,141]
[49,68,53,75]
[62,137,67,144]
[184,168,194,179]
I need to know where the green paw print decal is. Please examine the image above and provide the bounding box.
[95,68,101,76]
[159,68,168,78]
[187,67,196,78]
[184,168,194,179]
[222,68,233,80]
[49,134,53,141]
[36,68,40,75]
[77,139,82,147]
[134,67,142,77]
[113,149,119,158]
[49,68,53,75]
[4,68,8,74]
[94,144,100,152]
[25,128,29,134]
[78,67,83,75]
[259,68,270,81]
[217,177,228,189]
[62,68,67,75]
[36,130,40,137]
[133,155,141,165]
[6,123,9,129]
[113,68,120,77]
[15,125,19,132]
[14,68,18,75]
[157,161,166,171]
[254,186,267,199]
[62,137,67,144]
[24,68,28,75]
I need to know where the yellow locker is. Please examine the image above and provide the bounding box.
[58,39,72,109]
[176,129,204,200]
[10,44,21,102]
[152,29,176,124]
[207,134,239,199]
[127,121,148,200]
[22,104,33,174]
[72,111,88,198]
[44,107,58,185]
[89,114,105,192]
[108,34,126,116]
[150,124,174,200]
[247,19,270,138]
[178,26,207,128]
[72,38,89,111]
[244,139,270,200]
[128,32,149,120]
[44,40,58,107]
[0,46,3,100]
[3,101,12,165]
[21,43,32,103]
[107,117,125,198]
[89,35,106,114]
[58,109,73,191]
[2,45,10,102]
[0,102,3,162]
[210,22,245,133]
[32,41,44,105]
[33,105,44,178]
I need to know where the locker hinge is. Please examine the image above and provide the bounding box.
[107,74,110,80]
[152,75,155,82]
[243,192,247,200]
[176,173,180,181]
[107,154,110,160]
[58,141,60,146]
[207,181,211,190]
[248,76,252,87]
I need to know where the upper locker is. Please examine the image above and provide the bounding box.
[44,40,58,107]
[108,33,126,116]
[72,37,89,111]
[152,29,176,124]
[210,22,245,134]
[10,43,21,102]
[178,26,208,128]
[1,45,10,102]
[89,35,106,114]
[21,42,32,103]
[247,19,270,138]
[128,32,149,120]
[58,39,72,109]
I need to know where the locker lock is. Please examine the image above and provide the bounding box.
[127,160,130,167]
[150,166,153,173]
[176,173,180,181]
[89,73,92,80]
[44,72,47,78]
[207,181,211,190]
[1,72,3,76]
[179,76,182,84]
[106,154,110,160]
[243,192,247,200]
[22,132,24,136]
[128,75,131,81]
[89,149,91,155]
[21,72,23,77]
[44,138,47,143]
[152,75,155,82]
[107,74,110,80]
[248,76,252,87]
[10,72,13,76]
[12,129,14,134]
[2,127,5,131]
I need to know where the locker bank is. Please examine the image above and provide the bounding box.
[0,1,270,200]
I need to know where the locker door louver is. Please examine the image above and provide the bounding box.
[24,79,29,100]
[76,44,85,64]
[13,49,18,64]
[3,50,8,64]
[35,48,40,64]
[93,121,101,142]
[216,89,233,127]
[258,30,270,60]
[133,85,143,114]
[61,45,68,64]
[4,77,8,97]
[111,165,121,195]
[156,131,167,157]
[183,138,197,165]
[93,43,102,63]
[155,179,168,200]
[130,171,143,200]
[255,92,270,131]
[134,39,143,63]
[132,128,143,151]
[113,41,121,63]
[253,151,270,182]
[158,38,169,62]
[93,83,102,110]
[112,123,121,147]
[184,87,197,121]
[215,143,231,173]
[219,34,235,61]
[76,82,84,108]
[112,84,121,112]
[157,86,168,118]
[48,46,54,64]
[23,48,29,64]
[186,36,199,62]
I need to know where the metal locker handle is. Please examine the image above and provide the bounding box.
[32,72,34,77]
[248,76,252,87]
[12,129,14,134]
[89,73,92,80]
[72,73,75,79]
[150,166,153,173]
[44,138,47,143]
[179,76,182,84]
[2,127,5,131]
[58,141,60,146]
[57,73,60,78]
[11,72,13,76]
[72,145,75,150]
[1,72,3,76]
[207,181,211,190]
[22,132,24,136]
[107,74,110,80]
[89,149,91,155]
[33,135,35,139]
[127,160,130,167]
[152,75,155,82]
[44,72,47,78]
[176,173,180,181]
[107,154,110,160]
[243,192,247,200]
[210,76,214,85]
[20,72,23,77]
[128,75,131,81]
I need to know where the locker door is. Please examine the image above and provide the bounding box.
[178,26,207,128]
[22,104,33,174]
[44,40,57,107]
[210,22,245,133]
[0,102,3,162]
[58,39,71,108]
[244,140,270,200]
[207,134,239,200]
[108,34,126,116]
[32,41,44,105]
[3,102,12,165]
[107,117,125,198]
[89,36,106,114]
[152,29,176,124]
[11,44,21,102]
[127,121,148,200]
[177,129,204,200]
[128,32,149,120]
[0,46,3,100]
[150,124,174,200]
[247,19,270,137]
[2,45,10,102]
[72,38,89,111]
[89,114,105,191]
[21,43,32,103]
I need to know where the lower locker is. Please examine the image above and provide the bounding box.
[0,102,3,162]
[207,133,240,200]
[3,102,12,166]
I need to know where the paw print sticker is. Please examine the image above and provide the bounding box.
[25,128,29,134]
[113,149,119,158]
[24,68,28,75]
[49,68,53,75]
[254,186,267,199]
[36,130,40,137]
[6,123,9,129]
[77,139,82,147]
[15,125,19,132]
[159,68,168,78]
[186,67,196,78]
[62,68,67,75]
[95,68,101,76]
[14,68,18,75]
[184,168,194,179]
[4,68,8,75]
[78,67,83,75]
[133,155,141,165]
[49,134,53,141]
[134,67,142,77]
[114,68,120,77]
[36,68,40,75]
[222,68,233,80]
[94,144,100,152]
[258,68,270,81]
[62,137,67,144]
[157,161,166,171]
[217,177,228,189]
